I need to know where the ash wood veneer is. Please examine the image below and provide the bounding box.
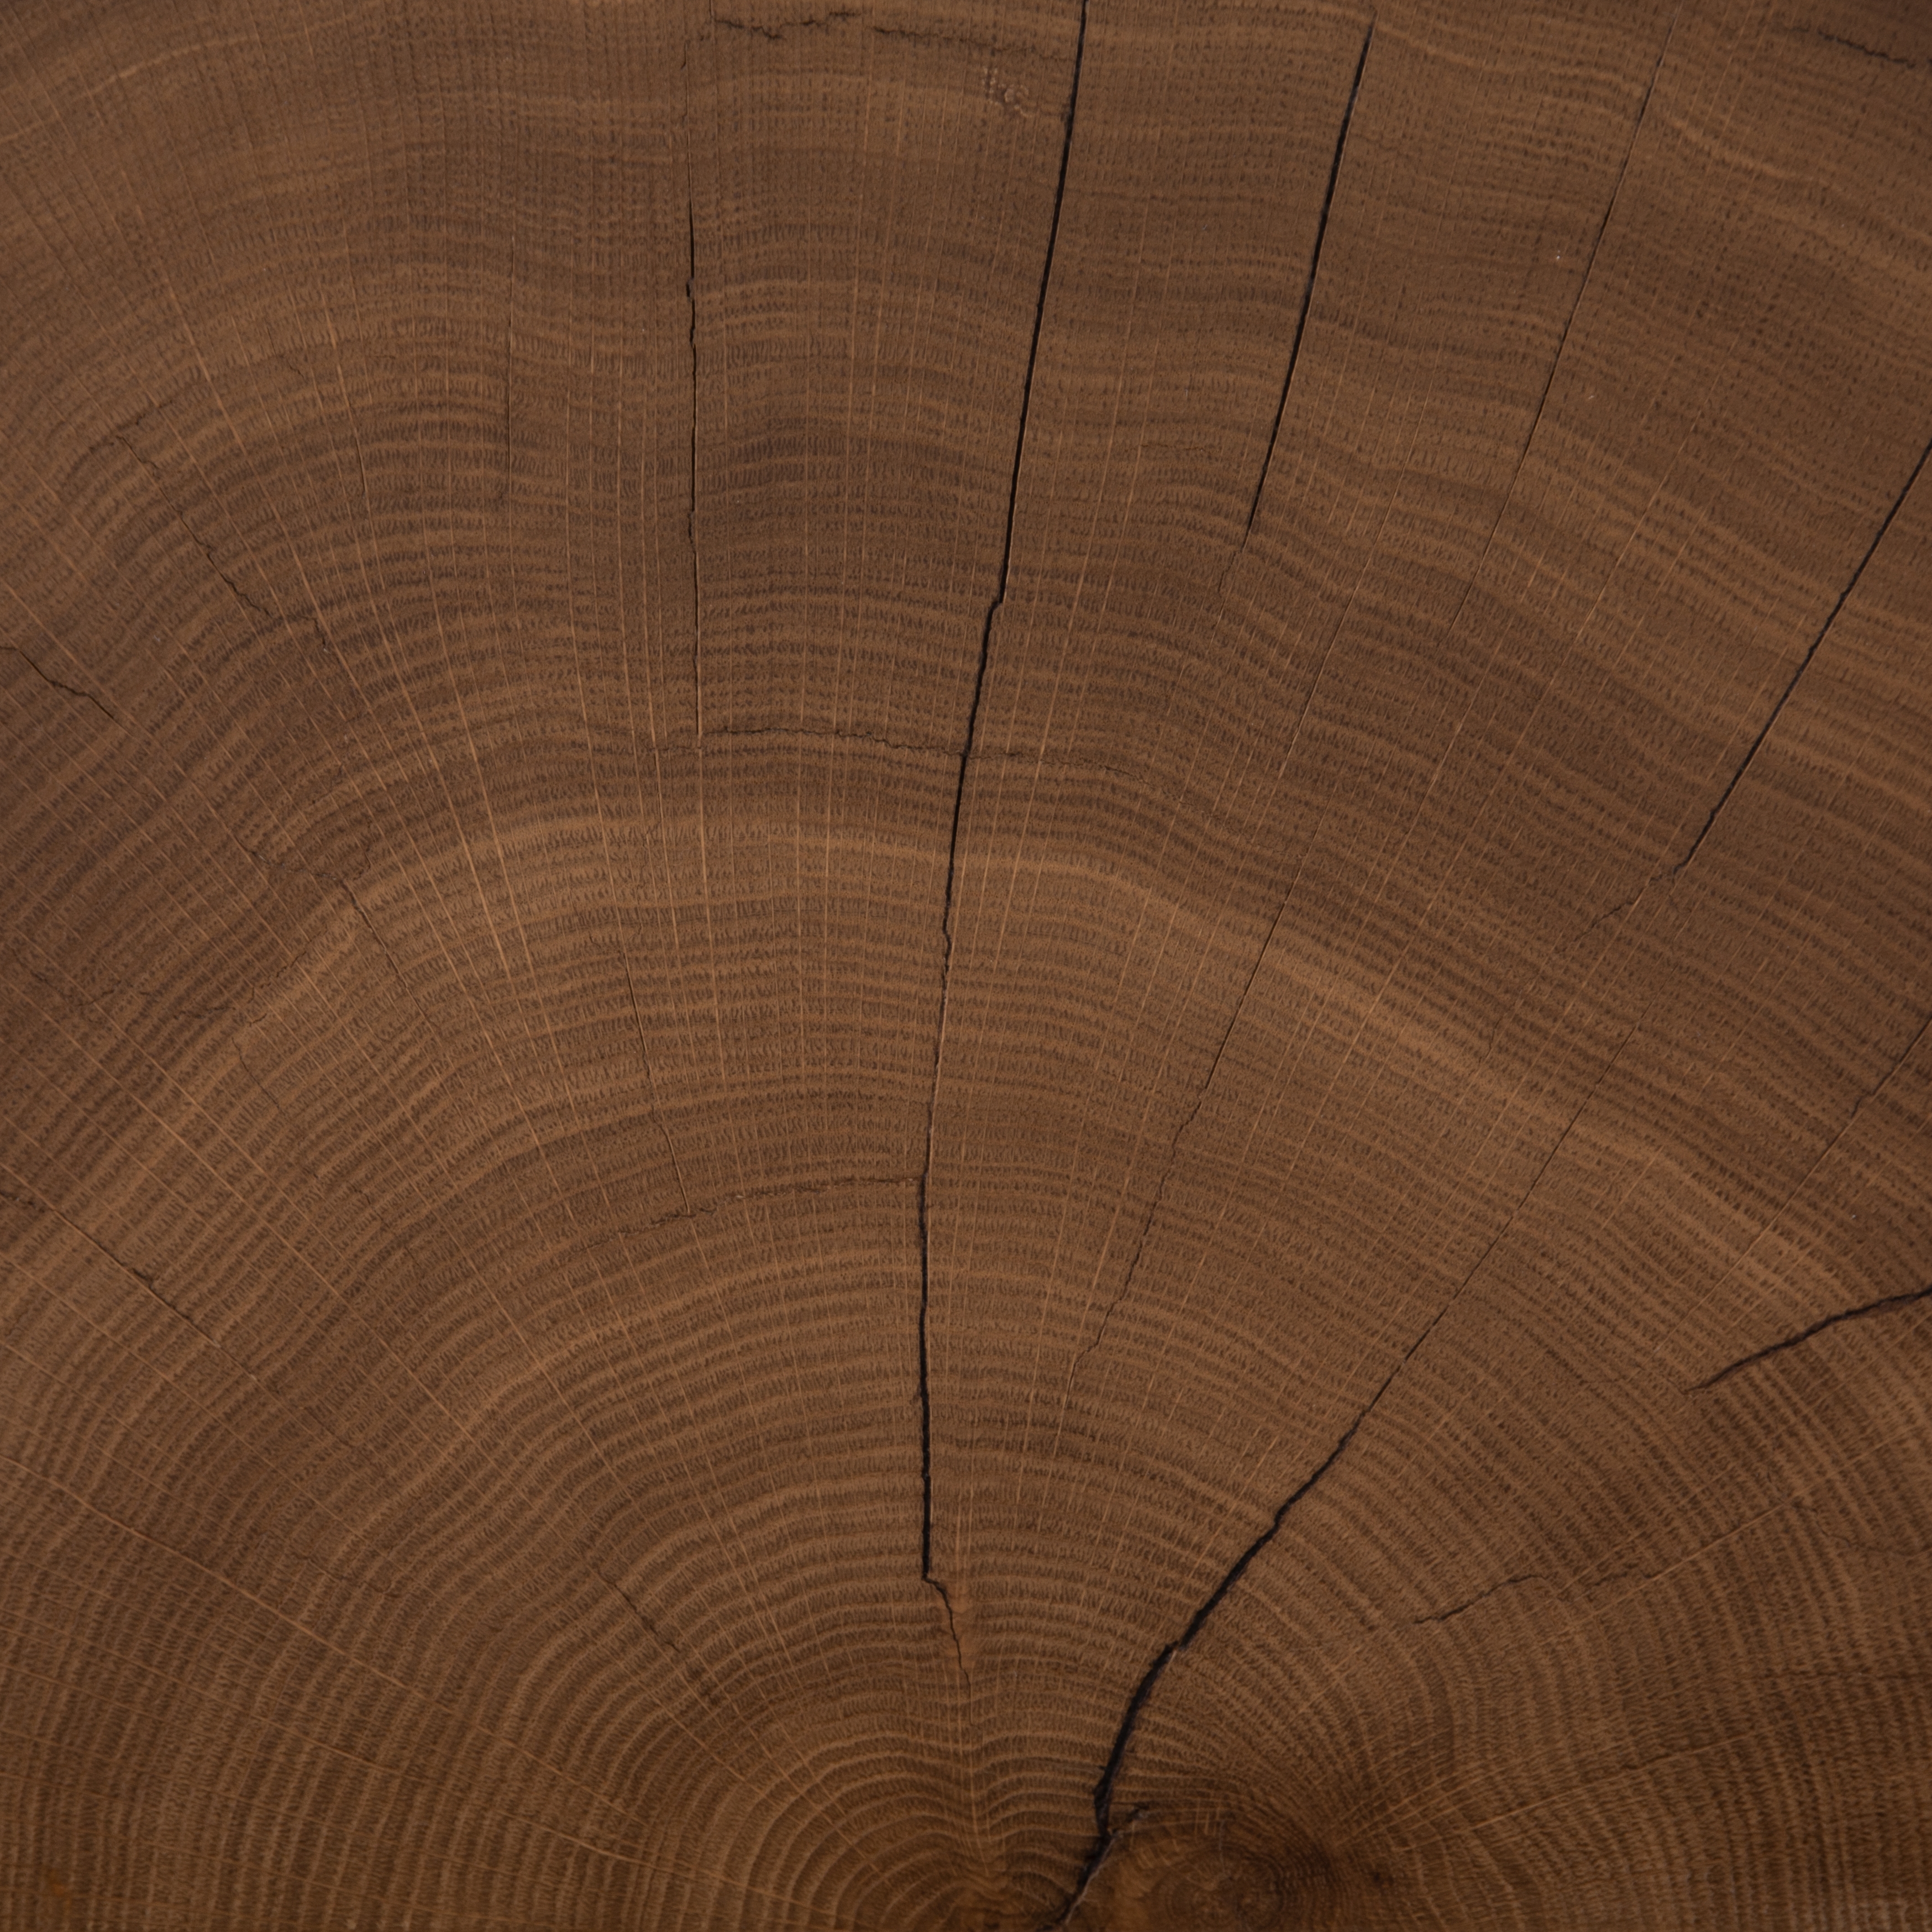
[3,0,1930,1926]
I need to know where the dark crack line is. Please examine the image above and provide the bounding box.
[600,1570,685,1657]
[1047,1362,1405,1928]
[274,1537,406,1601]
[916,1172,940,1578]
[916,1172,966,1678]
[230,1045,409,1243]
[712,5,858,38]
[941,0,1088,943]
[0,1186,154,1288]
[112,431,275,627]
[1697,1280,1932,1389]
[918,0,1088,1639]
[189,537,275,627]
[0,1183,246,1363]
[1516,6,1677,475]
[340,883,409,992]
[2,645,119,725]
[1242,19,1373,540]
[1048,1006,1651,1925]
[1803,26,1919,67]
[1407,1000,1652,1350]
[985,747,1135,780]
[502,196,516,504]
[871,24,996,53]
[1676,427,1932,874]
[580,1173,919,1256]
[1792,1492,1929,1564]
[1425,5,1677,658]
[20,957,232,1019]
[2,1189,442,1613]
[233,1046,292,1121]
[1581,894,1639,943]
[1677,1001,1932,1353]
[1070,893,1290,1380]
[687,201,704,738]
[1411,1572,1542,1625]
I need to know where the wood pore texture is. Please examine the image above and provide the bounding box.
[2,0,1930,1926]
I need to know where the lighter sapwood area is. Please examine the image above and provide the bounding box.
[3,0,1930,1926]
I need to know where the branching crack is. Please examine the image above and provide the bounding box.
[1242,20,1373,541]
[918,0,1089,1638]
[2,645,119,726]
[1697,1280,1932,1389]
[1046,1359,1409,1928]
[1047,1008,1650,1925]
[1676,429,1932,874]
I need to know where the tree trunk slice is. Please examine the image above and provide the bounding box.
[2,0,1929,1925]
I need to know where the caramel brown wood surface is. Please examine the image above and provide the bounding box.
[3,1,1929,1926]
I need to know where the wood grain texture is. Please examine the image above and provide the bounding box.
[2,0,1928,1926]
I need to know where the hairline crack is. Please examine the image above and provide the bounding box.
[917,0,1089,1653]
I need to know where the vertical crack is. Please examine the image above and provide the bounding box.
[687,200,704,738]
[1675,427,1932,873]
[1069,893,1287,1380]
[917,1171,965,1676]
[1350,4,1677,664]
[1514,5,1678,469]
[918,0,1089,1632]
[1242,19,1373,540]
[502,165,516,503]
